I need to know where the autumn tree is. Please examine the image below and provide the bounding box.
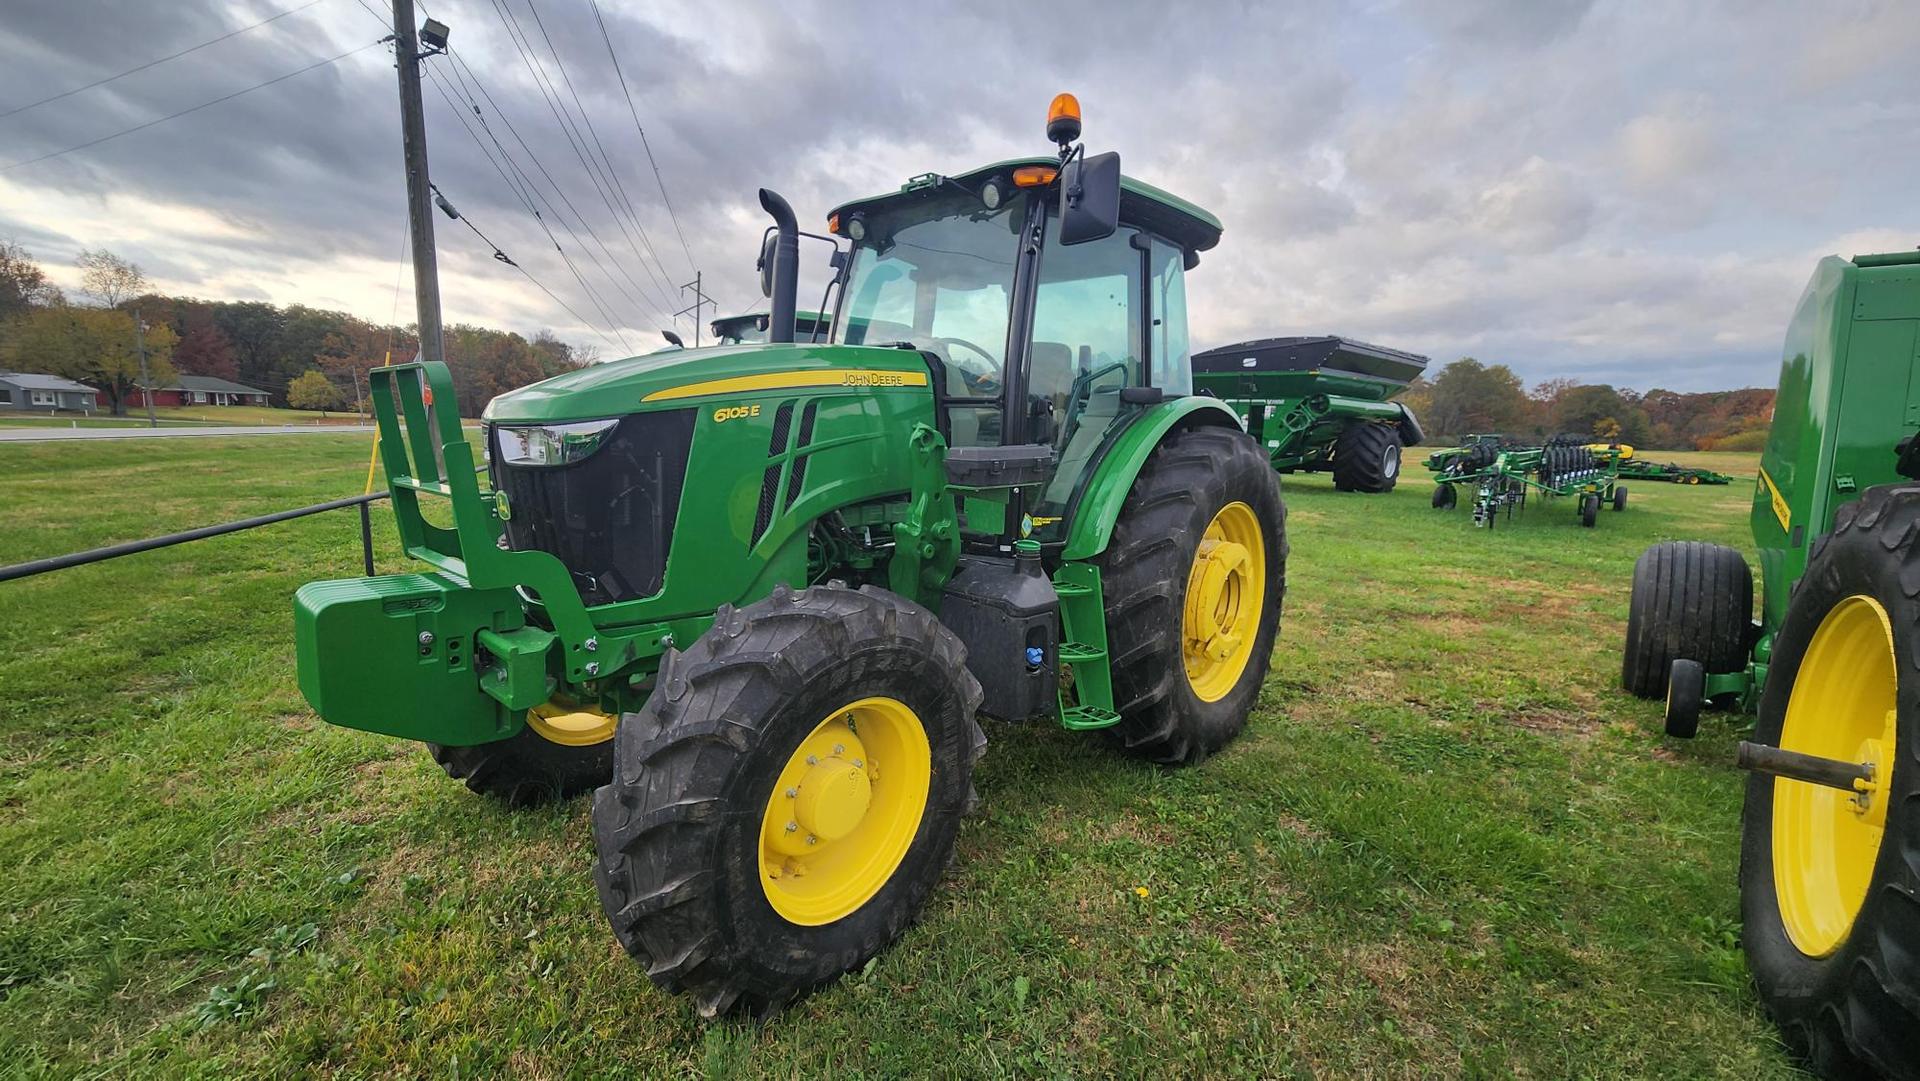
[172,320,240,380]
[77,249,145,309]
[287,369,342,415]
[0,241,61,321]
[4,306,179,415]
[1550,383,1652,445]
[1422,358,1531,437]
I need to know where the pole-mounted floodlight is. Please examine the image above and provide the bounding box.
[418,18,450,54]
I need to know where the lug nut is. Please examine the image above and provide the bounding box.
[806,755,818,765]
[785,787,797,798]
[806,835,818,845]
[853,759,864,768]
[785,821,798,833]
[833,744,845,755]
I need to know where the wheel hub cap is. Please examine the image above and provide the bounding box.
[758,696,931,926]
[1182,501,1267,703]
[1773,595,1898,957]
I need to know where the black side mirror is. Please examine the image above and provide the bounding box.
[1059,150,1120,245]
[661,330,684,348]
[757,231,778,298]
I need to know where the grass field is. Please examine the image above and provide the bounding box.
[0,405,367,429]
[0,438,1802,1078]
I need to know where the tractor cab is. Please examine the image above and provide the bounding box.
[823,109,1221,543]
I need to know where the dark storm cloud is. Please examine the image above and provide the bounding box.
[2,0,1915,390]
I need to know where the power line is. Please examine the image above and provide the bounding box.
[586,0,698,282]
[0,40,382,173]
[430,182,627,351]
[484,0,678,308]
[427,62,669,333]
[423,71,635,348]
[522,0,675,298]
[0,0,330,120]
[443,45,676,323]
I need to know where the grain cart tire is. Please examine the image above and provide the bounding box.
[591,583,985,1017]
[1432,484,1456,510]
[1096,426,1286,765]
[428,713,615,806]
[1580,494,1600,527]
[1613,485,1628,511]
[1621,541,1752,699]
[1741,484,1920,1079]
[1331,422,1402,493]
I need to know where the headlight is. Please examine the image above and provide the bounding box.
[494,419,619,467]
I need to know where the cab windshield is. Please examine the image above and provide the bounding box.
[834,189,1028,402]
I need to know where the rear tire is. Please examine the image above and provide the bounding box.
[428,725,613,807]
[1332,422,1402,493]
[591,584,984,1017]
[1620,541,1752,698]
[1741,483,1920,1079]
[1095,425,1286,764]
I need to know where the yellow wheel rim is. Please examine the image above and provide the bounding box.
[1183,500,1266,703]
[1773,595,1898,957]
[525,699,617,746]
[758,696,931,926]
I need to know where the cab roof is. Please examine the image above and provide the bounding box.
[828,156,1223,255]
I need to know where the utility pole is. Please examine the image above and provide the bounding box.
[132,308,156,428]
[391,0,447,365]
[675,271,714,348]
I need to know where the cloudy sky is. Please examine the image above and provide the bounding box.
[2,0,1915,391]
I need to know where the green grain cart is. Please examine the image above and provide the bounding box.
[1621,249,1920,1077]
[1192,336,1427,492]
[294,96,1288,1016]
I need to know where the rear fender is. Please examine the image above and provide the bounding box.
[1060,396,1244,560]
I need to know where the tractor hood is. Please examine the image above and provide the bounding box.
[481,341,932,424]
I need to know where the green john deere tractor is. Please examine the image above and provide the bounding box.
[294,95,1287,1015]
[1622,248,1920,1076]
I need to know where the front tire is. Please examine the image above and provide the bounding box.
[1741,483,1920,1078]
[1095,425,1286,764]
[428,703,615,806]
[591,584,984,1017]
[1332,422,1402,493]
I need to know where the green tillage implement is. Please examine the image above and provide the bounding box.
[1615,456,1733,485]
[293,99,1291,1018]
[1620,247,1920,1078]
[1425,435,1627,528]
[1191,336,1427,493]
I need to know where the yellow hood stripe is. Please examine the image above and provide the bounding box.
[642,368,929,402]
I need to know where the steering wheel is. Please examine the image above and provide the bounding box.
[930,335,1000,392]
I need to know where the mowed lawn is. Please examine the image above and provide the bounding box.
[0,437,1798,1078]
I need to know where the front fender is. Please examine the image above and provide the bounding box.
[1060,396,1245,560]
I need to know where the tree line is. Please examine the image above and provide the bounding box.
[0,242,593,417]
[1397,357,1774,451]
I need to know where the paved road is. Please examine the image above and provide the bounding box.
[0,424,376,443]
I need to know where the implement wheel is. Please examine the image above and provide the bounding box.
[1613,485,1628,511]
[592,584,984,1017]
[1432,484,1457,510]
[1332,421,1402,493]
[1579,493,1600,527]
[1096,425,1286,764]
[428,700,615,806]
[1621,541,1752,699]
[1741,483,1920,1077]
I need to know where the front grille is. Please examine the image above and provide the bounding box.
[492,410,695,605]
